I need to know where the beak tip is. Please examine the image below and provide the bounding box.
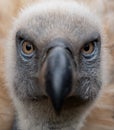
[51,97,64,114]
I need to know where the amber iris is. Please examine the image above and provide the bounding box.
[22,41,34,55]
[81,42,94,55]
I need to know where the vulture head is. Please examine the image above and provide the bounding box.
[5,1,107,130]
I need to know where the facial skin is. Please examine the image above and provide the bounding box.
[5,1,106,130]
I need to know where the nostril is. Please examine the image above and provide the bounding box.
[65,47,74,58]
[65,47,77,70]
[41,47,54,64]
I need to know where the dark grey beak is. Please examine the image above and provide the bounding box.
[45,46,73,113]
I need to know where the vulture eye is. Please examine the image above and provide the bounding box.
[82,42,94,54]
[81,41,97,59]
[22,41,34,55]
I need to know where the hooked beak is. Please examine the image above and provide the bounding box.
[41,43,74,113]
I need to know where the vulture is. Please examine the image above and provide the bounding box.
[5,0,108,130]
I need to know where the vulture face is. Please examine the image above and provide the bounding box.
[5,1,105,129]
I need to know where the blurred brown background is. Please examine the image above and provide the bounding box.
[0,0,114,130]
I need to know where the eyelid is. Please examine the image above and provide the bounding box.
[16,30,35,46]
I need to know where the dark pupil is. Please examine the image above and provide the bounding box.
[26,44,32,51]
[84,44,90,51]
